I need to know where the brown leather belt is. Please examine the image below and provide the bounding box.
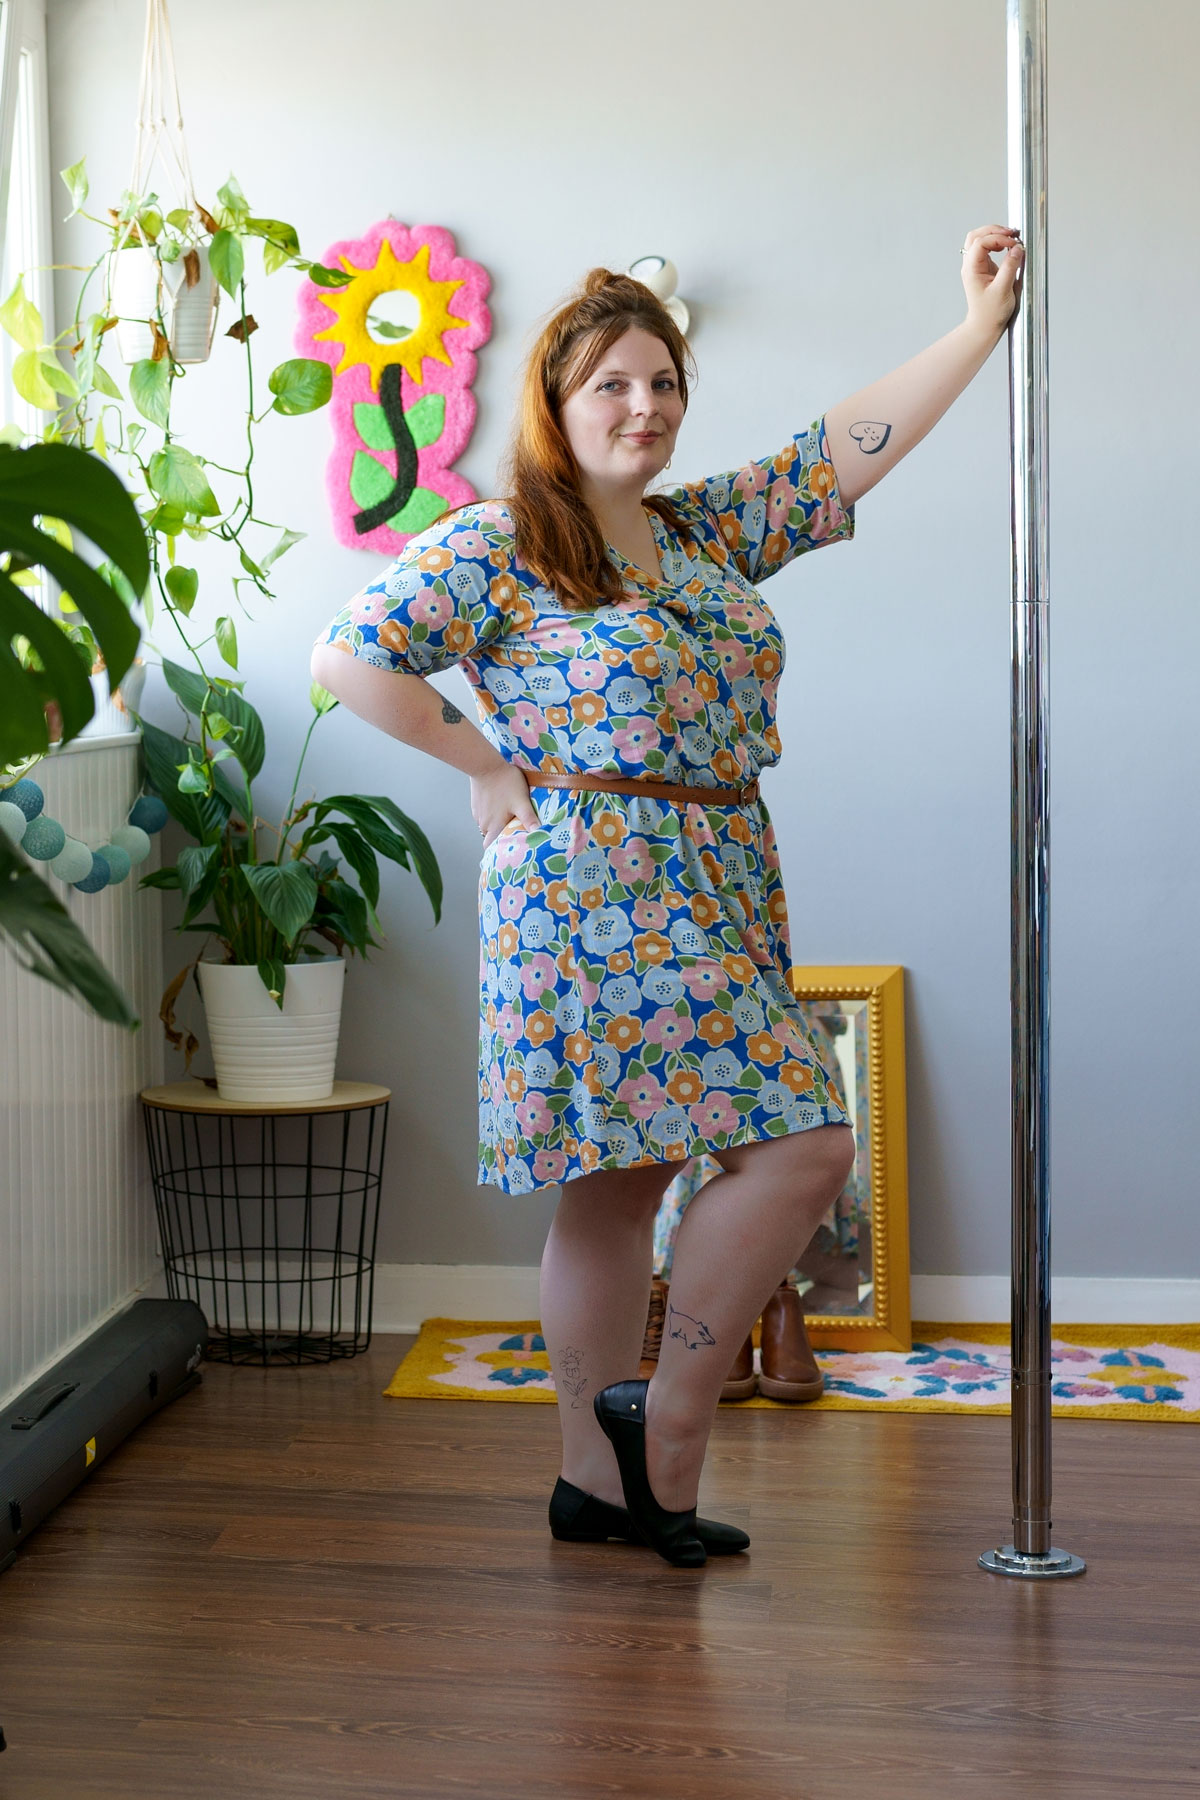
[523,770,760,807]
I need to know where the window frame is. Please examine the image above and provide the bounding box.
[1,0,54,436]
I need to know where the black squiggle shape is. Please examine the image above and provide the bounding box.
[353,362,418,534]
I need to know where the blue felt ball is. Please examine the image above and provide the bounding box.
[73,853,112,894]
[0,801,28,846]
[20,814,67,861]
[95,843,132,885]
[128,794,169,833]
[0,778,45,821]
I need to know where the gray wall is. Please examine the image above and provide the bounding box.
[48,0,1198,1277]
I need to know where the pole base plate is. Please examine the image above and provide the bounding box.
[979,1543,1086,1578]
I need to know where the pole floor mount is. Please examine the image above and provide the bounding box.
[980,1545,1087,1579]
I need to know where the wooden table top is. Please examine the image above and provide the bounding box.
[139,1080,391,1116]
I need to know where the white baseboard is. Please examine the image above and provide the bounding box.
[140,1263,1200,1333]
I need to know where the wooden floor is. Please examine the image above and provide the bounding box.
[1,1333,1198,1800]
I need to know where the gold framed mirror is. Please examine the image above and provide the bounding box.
[787,966,912,1352]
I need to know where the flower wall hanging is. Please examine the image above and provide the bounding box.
[295,221,491,554]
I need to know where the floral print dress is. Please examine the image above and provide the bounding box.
[317,418,856,1193]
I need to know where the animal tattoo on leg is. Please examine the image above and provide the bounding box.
[667,1304,716,1350]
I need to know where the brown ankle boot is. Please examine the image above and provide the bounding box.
[758,1281,824,1402]
[720,1332,757,1401]
[637,1277,669,1379]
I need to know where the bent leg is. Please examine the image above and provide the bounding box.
[539,1160,672,1508]
[646,1125,856,1510]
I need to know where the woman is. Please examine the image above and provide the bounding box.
[311,225,1024,1566]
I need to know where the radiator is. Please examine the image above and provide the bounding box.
[0,734,166,1408]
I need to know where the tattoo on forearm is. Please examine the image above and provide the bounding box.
[668,1304,716,1350]
[441,698,466,725]
[849,420,892,455]
[558,1343,588,1408]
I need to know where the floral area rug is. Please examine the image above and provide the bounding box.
[385,1319,1200,1421]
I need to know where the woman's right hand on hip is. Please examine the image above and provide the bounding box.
[471,763,541,849]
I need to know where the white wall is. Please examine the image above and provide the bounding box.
[48,0,1199,1282]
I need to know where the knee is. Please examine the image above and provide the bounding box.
[793,1124,856,1201]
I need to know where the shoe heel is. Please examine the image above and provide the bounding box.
[593,1380,706,1568]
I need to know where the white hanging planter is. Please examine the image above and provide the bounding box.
[197,958,346,1104]
[108,243,220,365]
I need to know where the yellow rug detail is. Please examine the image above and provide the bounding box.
[385,1319,1200,1421]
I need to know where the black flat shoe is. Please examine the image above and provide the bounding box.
[592,1379,707,1567]
[549,1478,750,1554]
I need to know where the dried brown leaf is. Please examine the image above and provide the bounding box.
[150,320,170,362]
[183,248,201,289]
[225,314,258,343]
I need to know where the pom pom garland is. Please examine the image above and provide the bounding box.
[0,776,168,894]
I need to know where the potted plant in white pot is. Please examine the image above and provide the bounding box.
[140,662,440,1102]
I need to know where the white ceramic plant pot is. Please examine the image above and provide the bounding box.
[197,958,346,1104]
[108,243,220,365]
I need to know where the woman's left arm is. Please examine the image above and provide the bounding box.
[824,224,1026,509]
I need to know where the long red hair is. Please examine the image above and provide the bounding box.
[501,269,695,611]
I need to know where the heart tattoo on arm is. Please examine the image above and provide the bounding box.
[848,420,892,454]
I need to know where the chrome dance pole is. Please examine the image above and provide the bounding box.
[979,0,1084,1580]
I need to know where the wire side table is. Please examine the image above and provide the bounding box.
[140,1080,390,1366]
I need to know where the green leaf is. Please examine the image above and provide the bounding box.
[316,793,442,923]
[261,528,304,571]
[164,564,198,615]
[257,957,286,1008]
[238,545,265,581]
[365,314,411,341]
[214,614,238,669]
[209,229,244,298]
[177,758,209,794]
[0,276,44,351]
[130,357,172,427]
[215,175,249,224]
[241,861,318,944]
[60,157,89,216]
[206,711,232,740]
[268,358,332,416]
[166,208,192,232]
[92,363,122,400]
[246,216,299,256]
[352,402,392,451]
[136,717,231,840]
[389,486,447,535]
[160,657,265,782]
[405,394,445,449]
[178,842,218,898]
[148,444,220,517]
[306,262,353,288]
[37,351,80,399]
[12,350,59,410]
[310,681,338,716]
[349,451,392,510]
[319,878,372,952]
[323,820,381,909]
[0,839,138,1026]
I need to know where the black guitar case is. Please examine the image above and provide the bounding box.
[0,1296,208,1578]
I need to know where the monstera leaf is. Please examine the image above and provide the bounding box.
[0,441,149,764]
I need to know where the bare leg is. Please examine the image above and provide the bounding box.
[539,1160,672,1508]
[645,1125,856,1510]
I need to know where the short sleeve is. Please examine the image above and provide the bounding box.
[313,507,523,676]
[678,415,854,586]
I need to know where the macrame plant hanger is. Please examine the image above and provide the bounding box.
[109,0,217,364]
